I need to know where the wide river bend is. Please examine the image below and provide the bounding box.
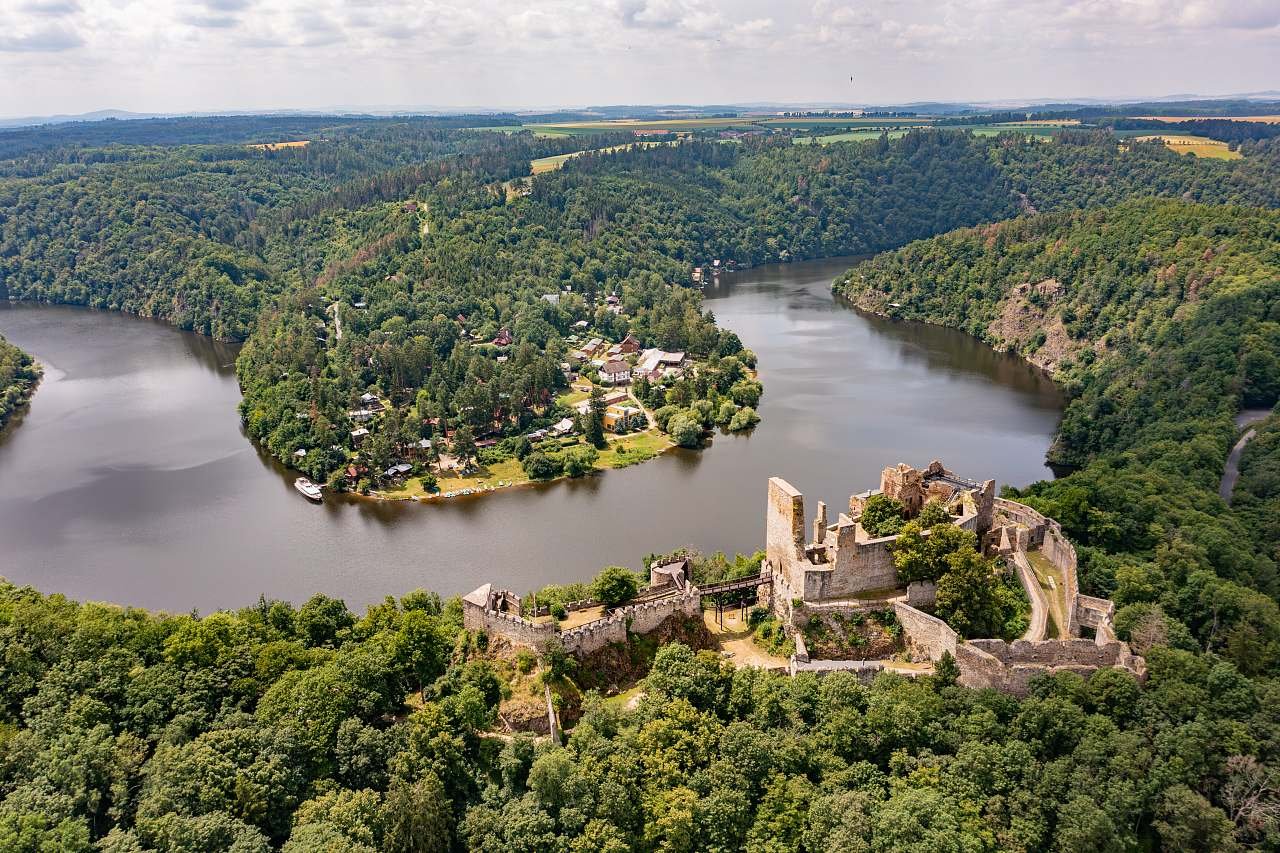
[0,257,1063,612]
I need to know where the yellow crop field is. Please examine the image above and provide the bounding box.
[1133,134,1242,160]
[248,140,311,151]
[529,141,670,174]
[1136,115,1280,124]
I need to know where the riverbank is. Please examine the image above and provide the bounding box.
[0,260,1063,612]
[372,427,673,501]
[0,333,42,434]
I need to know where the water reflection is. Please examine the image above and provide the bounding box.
[0,257,1062,612]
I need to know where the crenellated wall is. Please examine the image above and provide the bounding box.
[957,637,1146,695]
[559,589,701,655]
[464,606,558,649]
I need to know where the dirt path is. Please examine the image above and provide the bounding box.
[328,302,343,342]
[702,610,789,670]
[1221,410,1272,504]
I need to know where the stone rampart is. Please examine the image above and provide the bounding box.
[892,602,958,660]
[906,581,936,608]
[957,637,1146,696]
[466,607,558,649]
[559,589,701,656]
[1011,550,1048,642]
[993,497,1050,546]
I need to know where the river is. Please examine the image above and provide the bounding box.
[0,256,1064,612]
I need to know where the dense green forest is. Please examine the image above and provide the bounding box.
[838,199,1280,675]
[238,131,1280,483]
[2,576,1275,852]
[5,116,1280,850]
[0,334,40,431]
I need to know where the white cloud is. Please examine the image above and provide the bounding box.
[0,0,1276,115]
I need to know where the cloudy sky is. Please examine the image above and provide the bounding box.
[2,0,1278,117]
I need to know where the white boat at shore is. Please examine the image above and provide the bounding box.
[294,477,322,502]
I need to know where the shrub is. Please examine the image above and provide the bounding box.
[515,649,536,674]
[521,451,562,480]
[859,494,906,537]
[917,499,951,528]
[591,565,640,607]
[561,445,598,477]
[730,378,763,407]
[667,413,703,448]
[727,406,760,432]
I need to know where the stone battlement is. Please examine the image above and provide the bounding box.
[463,576,701,658]
[768,466,1144,695]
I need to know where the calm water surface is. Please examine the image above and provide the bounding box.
[0,257,1063,611]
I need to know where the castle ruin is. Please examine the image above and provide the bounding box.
[462,461,1144,697]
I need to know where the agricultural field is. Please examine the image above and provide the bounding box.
[793,128,910,145]
[247,140,310,150]
[964,124,1071,138]
[528,140,674,174]
[1133,133,1243,159]
[1135,114,1280,124]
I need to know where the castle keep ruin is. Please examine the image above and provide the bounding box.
[763,461,1144,694]
[463,461,1144,697]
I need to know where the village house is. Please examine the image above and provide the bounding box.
[636,348,686,381]
[550,417,576,437]
[359,392,384,412]
[491,329,513,347]
[604,404,644,433]
[619,333,641,354]
[350,427,369,446]
[383,462,413,481]
[600,359,632,385]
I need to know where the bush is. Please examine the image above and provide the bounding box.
[591,565,640,607]
[515,649,536,674]
[550,603,567,620]
[653,405,680,431]
[859,494,906,537]
[727,406,760,432]
[561,445,598,477]
[667,413,703,448]
[730,378,763,407]
[917,499,951,527]
[521,452,562,480]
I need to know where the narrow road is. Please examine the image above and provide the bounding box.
[329,302,343,342]
[1220,410,1272,504]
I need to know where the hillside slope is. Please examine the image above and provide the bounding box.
[838,199,1280,674]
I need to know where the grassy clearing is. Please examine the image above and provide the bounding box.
[1133,134,1243,159]
[1027,550,1070,639]
[993,119,1081,127]
[529,141,674,175]
[377,427,672,499]
[1135,115,1280,124]
[794,129,909,145]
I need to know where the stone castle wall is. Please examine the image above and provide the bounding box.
[1011,550,1049,641]
[957,637,1146,696]
[463,605,557,649]
[560,590,701,656]
[892,602,958,660]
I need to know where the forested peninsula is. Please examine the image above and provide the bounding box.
[4,116,1280,851]
[5,119,1280,494]
[0,334,40,431]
